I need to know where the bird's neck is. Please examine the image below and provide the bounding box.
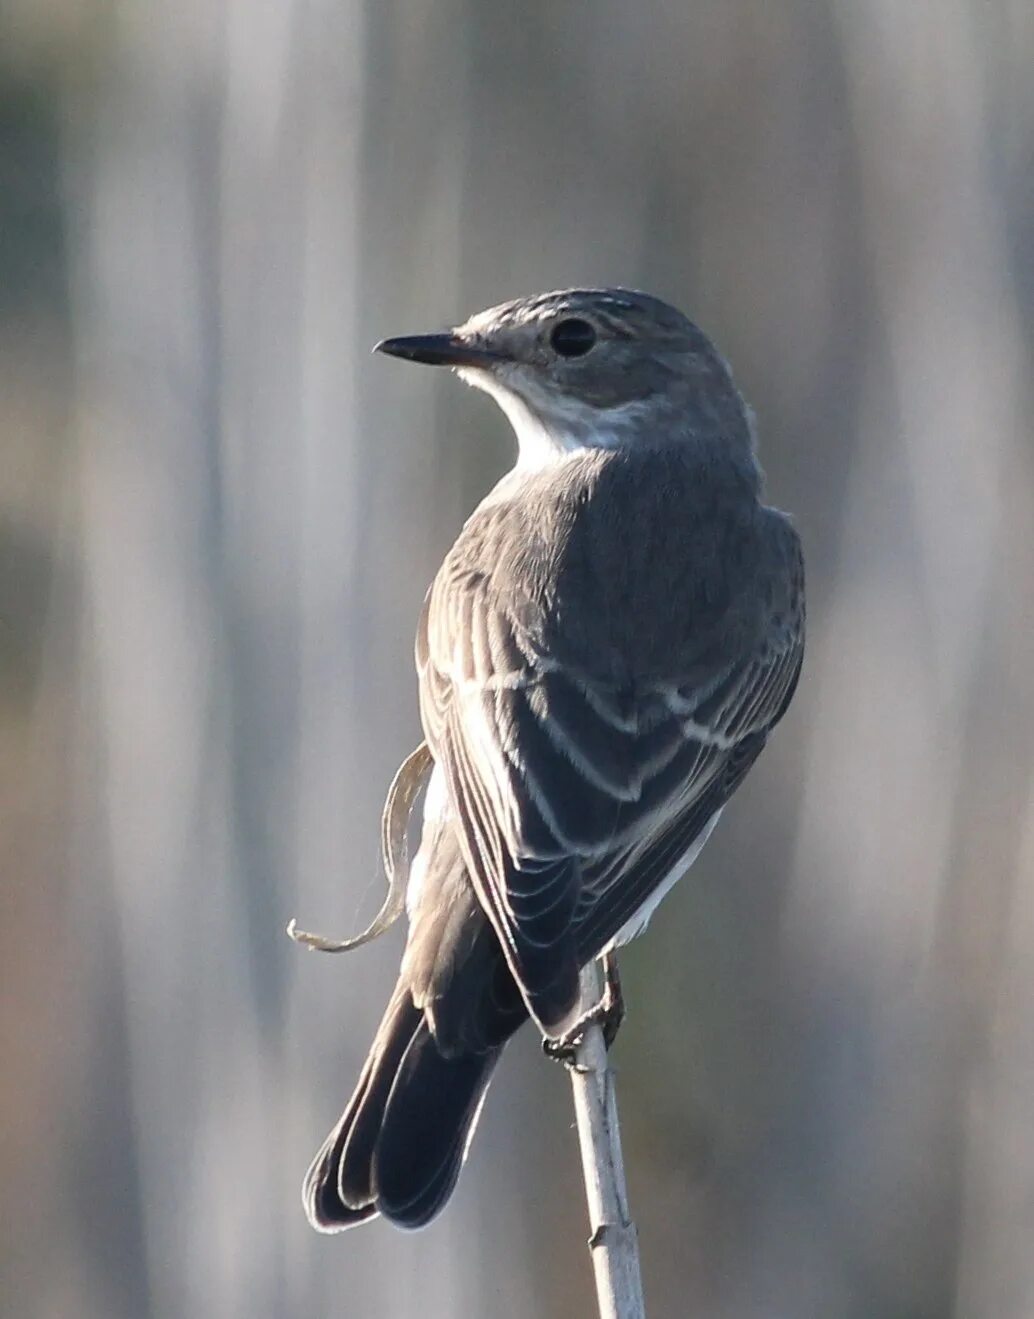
[459,368,763,491]
[459,368,651,472]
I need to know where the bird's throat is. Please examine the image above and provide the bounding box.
[457,366,645,471]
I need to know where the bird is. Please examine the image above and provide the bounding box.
[303,288,804,1233]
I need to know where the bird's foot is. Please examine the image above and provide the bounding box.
[542,952,625,1067]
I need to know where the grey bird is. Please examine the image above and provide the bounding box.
[304,288,804,1232]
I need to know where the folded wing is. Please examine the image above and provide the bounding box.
[418,498,804,1035]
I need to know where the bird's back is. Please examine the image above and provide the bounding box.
[434,441,795,692]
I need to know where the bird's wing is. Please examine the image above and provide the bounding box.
[417,514,804,1034]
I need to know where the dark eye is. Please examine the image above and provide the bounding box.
[550,317,597,358]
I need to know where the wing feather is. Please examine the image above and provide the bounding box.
[417,471,804,1035]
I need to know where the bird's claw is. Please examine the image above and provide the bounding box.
[542,952,625,1067]
[542,1034,589,1069]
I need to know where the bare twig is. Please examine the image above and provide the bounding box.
[569,961,646,1319]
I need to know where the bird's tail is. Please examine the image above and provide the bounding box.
[304,980,501,1231]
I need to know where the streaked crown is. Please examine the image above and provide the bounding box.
[377,287,754,462]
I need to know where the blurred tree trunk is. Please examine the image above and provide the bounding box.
[63,3,539,1315]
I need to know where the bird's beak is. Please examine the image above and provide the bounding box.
[374,333,501,369]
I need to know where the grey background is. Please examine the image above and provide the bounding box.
[2,2,1033,1316]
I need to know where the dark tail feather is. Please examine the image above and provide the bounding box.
[303,982,500,1232]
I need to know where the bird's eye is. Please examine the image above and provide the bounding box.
[550,317,597,358]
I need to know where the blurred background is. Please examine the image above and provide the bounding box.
[3,2,1033,1316]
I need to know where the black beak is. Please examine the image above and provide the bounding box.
[374,333,501,369]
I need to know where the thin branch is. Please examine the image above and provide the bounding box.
[569,961,646,1319]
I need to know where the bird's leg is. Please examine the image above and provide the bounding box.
[597,952,625,1048]
[543,952,626,1066]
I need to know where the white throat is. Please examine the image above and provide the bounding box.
[458,366,646,471]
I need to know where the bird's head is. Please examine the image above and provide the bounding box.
[376,288,754,467]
